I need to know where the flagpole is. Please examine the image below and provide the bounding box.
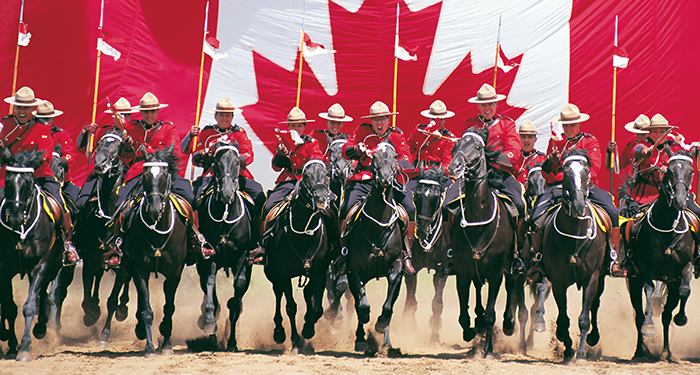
[87,0,106,162]
[295,0,307,108]
[493,14,501,89]
[392,3,399,127]
[608,15,620,192]
[10,0,26,115]
[189,0,210,180]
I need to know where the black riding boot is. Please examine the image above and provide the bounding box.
[403,222,416,275]
[525,230,544,284]
[512,218,527,274]
[609,227,627,277]
[61,211,80,267]
[190,211,215,259]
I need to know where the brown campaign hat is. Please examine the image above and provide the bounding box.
[133,92,168,111]
[624,114,650,134]
[279,107,315,124]
[361,101,398,118]
[207,96,242,114]
[647,114,674,130]
[552,103,590,124]
[105,97,137,114]
[32,100,64,118]
[319,103,353,122]
[420,100,455,119]
[4,86,43,107]
[467,83,506,104]
[517,120,541,135]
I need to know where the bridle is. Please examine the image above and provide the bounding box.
[415,178,444,250]
[141,161,172,226]
[661,154,694,208]
[561,155,590,218]
[295,159,330,211]
[0,166,41,240]
[213,145,240,203]
[94,133,123,177]
[452,132,489,183]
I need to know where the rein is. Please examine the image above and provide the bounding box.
[0,185,41,240]
[207,191,246,224]
[552,203,597,240]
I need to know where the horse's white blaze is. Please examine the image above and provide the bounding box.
[569,161,585,191]
[147,166,164,180]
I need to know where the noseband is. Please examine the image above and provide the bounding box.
[662,155,694,207]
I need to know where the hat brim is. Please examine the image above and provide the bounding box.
[518,130,542,135]
[104,108,138,114]
[4,97,43,107]
[33,109,64,118]
[207,108,243,114]
[553,113,591,124]
[420,109,455,119]
[134,104,169,111]
[319,113,353,122]
[278,119,315,124]
[646,124,675,130]
[467,94,506,104]
[361,112,398,119]
[624,121,649,134]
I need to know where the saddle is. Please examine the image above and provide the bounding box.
[169,193,193,224]
[41,191,63,224]
[263,194,292,234]
[624,206,700,245]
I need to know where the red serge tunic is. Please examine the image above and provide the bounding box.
[631,141,682,205]
[273,134,323,184]
[407,123,454,174]
[311,129,349,162]
[342,123,411,182]
[462,115,521,176]
[0,115,54,181]
[120,119,182,181]
[183,124,255,179]
[513,149,546,185]
[543,133,602,186]
[51,124,78,183]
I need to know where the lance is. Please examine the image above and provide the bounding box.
[607,15,621,192]
[87,0,107,165]
[10,0,27,115]
[295,0,307,108]
[189,0,210,180]
[493,14,502,89]
[392,3,400,127]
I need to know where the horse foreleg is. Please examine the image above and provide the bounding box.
[502,273,516,337]
[227,258,251,352]
[348,270,370,325]
[376,259,402,335]
[354,319,367,352]
[81,264,102,327]
[551,282,573,359]
[628,276,649,359]
[661,280,681,361]
[586,273,605,348]
[324,265,342,320]
[402,273,418,322]
[159,273,181,355]
[456,274,475,342]
[282,279,300,354]
[642,280,656,336]
[302,272,325,340]
[0,278,19,356]
[132,270,155,356]
[473,282,486,330]
[575,270,600,360]
[271,281,286,344]
[17,265,49,361]
[514,275,529,353]
[116,274,131,322]
[100,270,128,344]
[48,266,74,335]
[482,273,503,357]
[673,263,692,327]
[429,274,447,344]
[196,260,219,335]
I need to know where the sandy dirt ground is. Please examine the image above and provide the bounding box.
[2,264,700,374]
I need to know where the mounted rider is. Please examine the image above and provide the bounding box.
[33,101,80,207]
[444,83,526,273]
[258,107,327,262]
[314,103,352,208]
[406,100,455,189]
[340,101,416,274]
[104,92,211,266]
[530,103,624,277]
[0,87,79,266]
[182,96,266,233]
[513,120,546,185]
[77,97,137,156]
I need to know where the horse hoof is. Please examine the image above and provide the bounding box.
[33,323,47,340]
[16,351,32,361]
[161,347,174,356]
[227,342,239,352]
[302,324,315,340]
[387,347,402,358]
[323,307,338,320]
[474,316,487,329]
[115,305,129,322]
[532,321,546,333]
[145,351,157,359]
[290,347,299,355]
[642,324,655,337]
[354,341,367,353]
[586,330,600,347]
[462,328,476,342]
[203,323,218,335]
[357,305,370,325]
[197,314,206,330]
[674,314,688,327]
[98,340,109,349]
[273,327,286,344]
[335,275,349,293]
[83,313,99,327]
[502,319,515,337]
[563,348,575,360]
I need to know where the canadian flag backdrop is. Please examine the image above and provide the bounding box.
[1,0,699,192]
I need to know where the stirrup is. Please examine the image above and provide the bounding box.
[62,244,79,267]
[198,234,216,259]
[103,237,123,269]
[512,255,526,275]
[402,255,416,275]
[609,260,627,278]
[248,245,265,265]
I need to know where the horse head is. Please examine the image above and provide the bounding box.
[414,166,448,250]
[370,142,399,189]
[448,128,493,182]
[210,141,240,205]
[525,164,546,206]
[141,144,178,222]
[93,130,123,176]
[2,149,43,229]
[561,150,591,218]
[328,139,352,184]
[298,159,330,211]
[662,147,697,211]
[50,144,64,184]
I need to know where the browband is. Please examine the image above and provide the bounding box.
[563,155,587,164]
[143,162,169,168]
[668,155,694,164]
[462,132,485,146]
[418,179,441,186]
[101,134,123,143]
[527,166,542,176]
[214,145,239,157]
[6,166,35,173]
[302,159,326,174]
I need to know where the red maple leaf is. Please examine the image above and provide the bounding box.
[241,0,525,152]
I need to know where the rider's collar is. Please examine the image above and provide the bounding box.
[565,133,583,143]
[522,149,535,156]
[477,115,497,124]
[141,120,160,131]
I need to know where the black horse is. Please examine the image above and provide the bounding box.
[0,149,63,361]
[623,148,697,361]
[195,141,255,351]
[541,150,606,360]
[116,145,188,356]
[344,143,405,354]
[263,159,333,353]
[446,129,515,357]
[402,166,453,343]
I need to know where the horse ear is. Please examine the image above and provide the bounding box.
[139,144,148,160]
[664,144,673,157]
[53,143,62,154]
[3,146,12,162]
[33,150,45,170]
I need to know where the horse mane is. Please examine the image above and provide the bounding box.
[151,145,180,173]
[8,149,45,169]
[562,148,590,164]
[418,166,448,185]
[462,126,499,165]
